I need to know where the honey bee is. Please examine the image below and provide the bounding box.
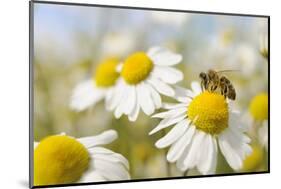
[199,69,237,100]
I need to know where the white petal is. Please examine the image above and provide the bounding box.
[148,47,182,66]
[167,125,195,162]
[209,137,218,174]
[218,127,251,170]
[93,159,130,180]
[147,46,162,56]
[87,146,115,154]
[70,80,105,111]
[183,131,206,169]
[145,82,162,109]
[259,121,268,150]
[114,85,130,118]
[149,114,187,135]
[197,134,216,175]
[105,88,114,110]
[116,63,123,72]
[34,142,39,149]
[152,66,183,84]
[176,144,191,171]
[191,81,202,95]
[107,79,125,111]
[229,112,248,132]
[156,119,189,148]
[123,86,137,115]
[128,100,140,121]
[174,85,194,102]
[147,77,175,97]
[80,171,106,182]
[152,107,187,119]
[78,130,118,148]
[162,102,187,110]
[92,153,129,170]
[137,83,155,115]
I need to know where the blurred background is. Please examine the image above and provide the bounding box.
[33,3,268,179]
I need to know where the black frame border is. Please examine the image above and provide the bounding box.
[29,0,270,188]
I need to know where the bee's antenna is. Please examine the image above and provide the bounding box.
[216,69,241,73]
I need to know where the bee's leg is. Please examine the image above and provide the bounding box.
[200,81,204,91]
[208,84,212,92]
[205,82,209,91]
[212,85,218,91]
[210,84,217,92]
[223,86,228,98]
[208,82,212,91]
[220,88,225,98]
[220,87,224,95]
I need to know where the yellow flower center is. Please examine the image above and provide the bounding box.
[242,145,263,171]
[34,135,90,186]
[187,91,229,135]
[94,58,120,87]
[249,93,268,121]
[121,52,154,85]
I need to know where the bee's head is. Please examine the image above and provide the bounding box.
[207,70,216,79]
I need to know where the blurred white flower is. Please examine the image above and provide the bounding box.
[207,29,260,76]
[150,82,251,174]
[108,47,183,121]
[241,144,264,172]
[232,43,257,75]
[248,93,268,150]
[70,58,120,111]
[151,12,190,27]
[34,130,130,186]
[210,29,235,54]
[101,32,136,57]
[258,121,268,150]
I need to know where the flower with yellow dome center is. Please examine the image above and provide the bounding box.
[248,93,268,150]
[249,93,268,121]
[33,130,130,186]
[149,81,252,175]
[241,144,264,172]
[109,47,183,121]
[70,58,120,111]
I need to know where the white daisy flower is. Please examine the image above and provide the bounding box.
[149,81,252,175]
[249,93,268,150]
[231,43,258,76]
[34,130,130,186]
[70,58,120,111]
[108,47,183,121]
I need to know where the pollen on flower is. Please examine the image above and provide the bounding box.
[187,91,229,135]
[249,93,268,121]
[94,58,120,87]
[34,135,90,186]
[121,52,153,85]
[242,144,263,171]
